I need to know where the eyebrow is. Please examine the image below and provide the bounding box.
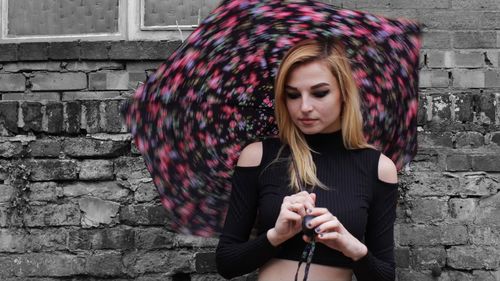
[285,82,330,91]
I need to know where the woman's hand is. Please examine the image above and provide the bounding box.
[267,191,316,246]
[303,208,368,261]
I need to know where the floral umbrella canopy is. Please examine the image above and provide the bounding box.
[121,0,422,237]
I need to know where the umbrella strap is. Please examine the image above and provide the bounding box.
[294,238,316,281]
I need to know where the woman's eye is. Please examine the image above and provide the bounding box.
[286,92,301,99]
[313,90,329,98]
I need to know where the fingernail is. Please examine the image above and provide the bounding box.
[315,227,321,233]
[307,209,312,214]
[319,233,323,238]
[307,223,312,228]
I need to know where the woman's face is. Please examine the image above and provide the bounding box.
[285,60,343,135]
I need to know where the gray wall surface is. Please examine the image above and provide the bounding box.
[0,0,499,280]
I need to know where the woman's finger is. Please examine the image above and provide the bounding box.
[317,231,340,241]
[314,219,341,234]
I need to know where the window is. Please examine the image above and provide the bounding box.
[0,0,219,43]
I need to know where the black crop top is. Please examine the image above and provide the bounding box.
[216,131,398,281]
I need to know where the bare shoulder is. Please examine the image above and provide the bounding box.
[237,142,263,167]
[378,153,398,184]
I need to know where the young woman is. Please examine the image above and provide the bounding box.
[216,39,398,281]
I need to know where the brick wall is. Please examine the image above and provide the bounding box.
[0,2,499,280]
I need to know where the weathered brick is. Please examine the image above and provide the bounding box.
[452,70,485,88]
[453,31,498,49]
[109,41,142,60]
[28,138,62,157]
[0,101,19,134]
[63,181,128,200]
[120,204,168,226]
[454,52,485,68]
[492,131,500,146]
[134,181,159,202]
[68,227,134,250]
[65,61,124,72]
[45,102,64,133]
[28,159,78,181]
[469,225,500,246]
[471,154,500,172]
[173,234,218,248]
[80,41,109,60]
[123,250,193,276]
[454,93,473,122]
[24,203,80,226]
[0,184,14,202]
[416,11,481,30]
[28,182,59,201]
[485,50,499,67]
[474,93,496,124]
[418,71,449,88]
[459,174,497,196]
[79,197,120,228]
[0,228,68,253]
[63,101,81,134]
[431,94,451,122]
[0,74,25,91]
[147,41,182,60]
[89,71,131,90]
[2,62,61,72]
[62,91,122,101]
[0,253,85,277]
[63,138,129,157]
[409,197,448,223]
[395,247,410,268]
[0,203,9,227]
[21,102,42,132]
[101,99,127,132]
[446,154,470,171]
[472,270,500,281]
[449,198,477,222]
[2,92,60,101]
[0,44,18,62]
[474,192,500,225]
[399,224,467,246]
[422,31,452,49]
[78,160,114,180]
[447,246,500,270]
[0,141,24,158]
[410,247,446,270]
[48,42,80,60]
[18,43,49,61]
[390,0,449,8]
[451,0,499,10]
[85,251,125,276]
[133,227,175,250]
[114,157,150,180]
[31,72,87,91]
[81,100,101,133]
[195,252,216,273]
[127,61,163,72]
[485,70,500,87]
[455,132,484,148]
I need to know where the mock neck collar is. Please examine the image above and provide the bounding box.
[303,130,345,151]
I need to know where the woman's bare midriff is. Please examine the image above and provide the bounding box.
[258,258,353,281]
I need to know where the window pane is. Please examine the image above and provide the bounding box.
[7,0,119,36]
[143,0,220,27]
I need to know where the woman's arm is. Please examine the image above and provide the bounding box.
[352,153,398,281]
[216,142,280,279]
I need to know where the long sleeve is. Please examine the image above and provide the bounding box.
[352,179,398,281]
[216,166,280,279]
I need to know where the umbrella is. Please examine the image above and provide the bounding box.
[121,0,422,237]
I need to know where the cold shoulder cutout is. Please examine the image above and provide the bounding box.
[377,153,398,184]
[236,142,263,167]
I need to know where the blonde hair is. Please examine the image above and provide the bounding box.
[274,39,372,192]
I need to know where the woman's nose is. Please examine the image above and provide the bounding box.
[300,98,313,112]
